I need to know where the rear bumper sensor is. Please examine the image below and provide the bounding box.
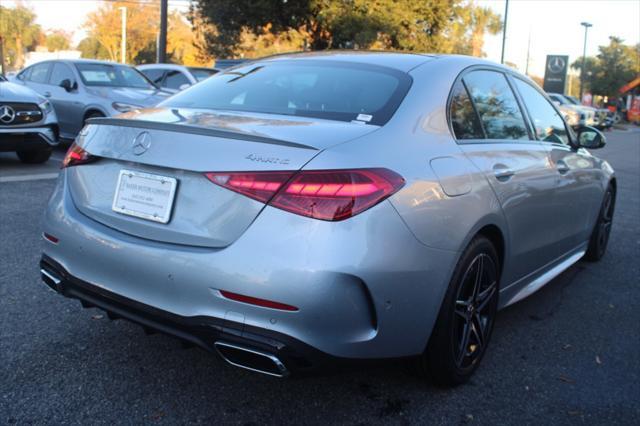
[39,254,331,376]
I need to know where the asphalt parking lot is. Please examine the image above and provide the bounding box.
[1,128,639,425]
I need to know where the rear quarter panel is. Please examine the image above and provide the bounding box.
[307,57,508,254]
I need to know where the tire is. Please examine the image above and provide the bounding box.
[84,111,104,125]
[16,148,53,164]
[584,185,615,262]
[413,236,500,387]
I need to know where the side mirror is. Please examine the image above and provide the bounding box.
[178,83,191,91]
[576,126,606,149]
[60,79,76,92]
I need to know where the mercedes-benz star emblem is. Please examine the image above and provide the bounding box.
[548,57,566,74]
[0,105,16,124]
[132,131,151,155]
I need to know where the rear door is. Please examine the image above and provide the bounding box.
[452,69,560,284]
[511,77,602,252]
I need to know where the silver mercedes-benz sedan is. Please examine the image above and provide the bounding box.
[40,52,615,386]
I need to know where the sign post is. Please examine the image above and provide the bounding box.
[543,55,569,94]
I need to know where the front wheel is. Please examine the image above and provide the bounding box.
[585,185,615,262]
[413,236,500,387]
[17,148,52,164]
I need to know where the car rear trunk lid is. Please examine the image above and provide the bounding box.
[66,111,378,248]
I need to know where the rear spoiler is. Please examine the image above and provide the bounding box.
[86,117,318,151]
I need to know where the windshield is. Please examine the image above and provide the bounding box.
[188,67,218,82]
[75,63,154,89]
[162,61,412,125]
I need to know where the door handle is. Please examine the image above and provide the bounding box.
[493,164,515,181]
[556,161,570,174]
[43,92,52,98]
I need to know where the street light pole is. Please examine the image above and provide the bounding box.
[119,7,127,64]
[579,21,592,102]
[157,0,168,63]
[500,0,509,64]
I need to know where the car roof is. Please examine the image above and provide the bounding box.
[253,51,435,72]
[243,51,527,75]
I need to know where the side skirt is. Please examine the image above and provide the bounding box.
[499,246,587,308]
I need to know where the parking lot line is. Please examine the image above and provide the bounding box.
[0,173,59,183]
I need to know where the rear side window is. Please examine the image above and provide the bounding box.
[513,78,570,145]
[463,70,529,140]
[162,61,412,126]
[449,81,484,139]
[29,63,52,84]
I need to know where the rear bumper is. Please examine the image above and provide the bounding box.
[40,254,329,375]
[0,125,58,151]
[42,172,459,361]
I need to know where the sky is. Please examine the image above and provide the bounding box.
[0,0,191,45]
[478,0,640,76]
[2,0,639,77]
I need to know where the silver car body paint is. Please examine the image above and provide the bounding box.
[42,53,614,361]
[12,59,171,140]
[0,76,59,148]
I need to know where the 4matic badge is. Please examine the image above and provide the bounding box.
[245,153,290,165]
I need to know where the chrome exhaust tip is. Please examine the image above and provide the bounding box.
[40,268,62,292]
[214,341,289,378]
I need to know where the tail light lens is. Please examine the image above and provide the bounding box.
[61,143,96,168]
[206,168,404,221]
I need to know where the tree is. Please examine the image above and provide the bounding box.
[77,36,111,60]
[571,37,639,98]
[83,1,159,63]
[0,4,41,70]
[166,11,211,65]
[45,30,72,52]
[190,0,502,59]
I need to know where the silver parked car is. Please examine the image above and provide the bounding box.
[40,52,615,386]
[13,59,171,142]
[0,74,59,163]
[137,64,219,93]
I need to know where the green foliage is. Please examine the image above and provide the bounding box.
[77,37,111,60]
[191,0,503,58]
[571,37,639,97]
[0,5,42,70]
[45,31,72,52]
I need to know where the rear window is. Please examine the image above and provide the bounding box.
[162,61,412,125]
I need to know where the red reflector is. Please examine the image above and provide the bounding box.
[205,168,404,221]
[43,233,59,243]
[219,290,299,312]
[61,143,96,168]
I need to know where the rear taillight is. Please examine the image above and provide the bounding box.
[61,143,96,168]
[205,168,404,221]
